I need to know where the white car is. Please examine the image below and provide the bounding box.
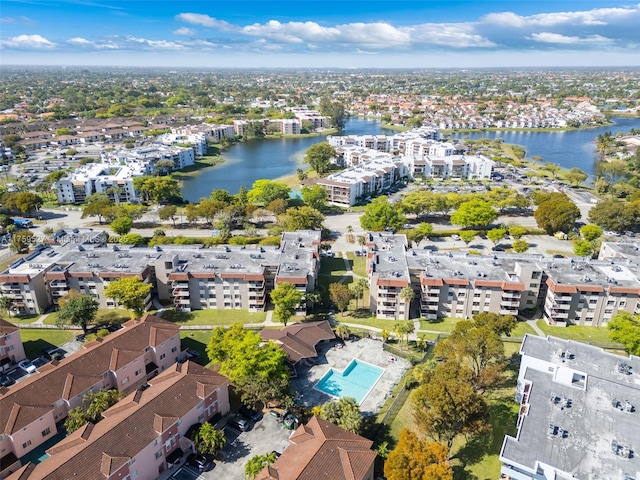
[604,231,620,237]
[451,234,461,241]
[18,360,36,374]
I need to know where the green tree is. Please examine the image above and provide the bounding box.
[270,282,304,326]
[104,276,152,318]
[64,407,88,433]
[394,321,415,349]
[304,142,336,176]
[206,323,290,405]
[406,223,433,245]
[534,198,580,235]
[245,452,278,480]
[158,204,178,227]
[318,397,362,434]
[301,184,328,211]
[119,233,146,245]
[110,217,133,235]
[412,362,490,453]
[10,229,34,253]
[459,230,476,246]
[487,228,506,245]
[400,286,415,317]
[588,198,637,232]
[84,389,125,423]
[329,283,353,316]
[319,98,347,130]
[336,324,352,340]
[360,197,406,232]
[0,296,13,315]
[512,239,529,253]
[55,293,99,333]
[580,224,603,242]
[508,225,528,239]
[267,198,288,215]
[82,194,113,224]
[565,167,588,186]
[384,429,453,480]
[247,179,291,205]
[192,422,226,455]
[573,239,594,257]
[450,200,498,229]
[350,278,368,309]
[3,192,43,216]
[278,206,324,231]
[608,311,640,355]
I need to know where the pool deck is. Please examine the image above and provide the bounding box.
[290,337,410,415]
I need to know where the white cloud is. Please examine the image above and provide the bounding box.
[125,36,185,50]
[1,34,55,49]
[68,37,92,45]
[528,32,614,45]
[175,13,231,30]
[483,4,640,28]
[172,27,196,36]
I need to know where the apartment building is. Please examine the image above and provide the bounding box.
[158,132,208,156]
[366,233,412,320]
[0,232,320,316]
[0,319,26,372]
[8,361,230,480]
[290,108,329,129]
[42,245,155,311]
[257,416,376,480]
[500,335,640,480]
[171,123,235,143]
[101,145,195,171]
[309,157,409,207]
[0,314,181,477]
[364,235,640,325]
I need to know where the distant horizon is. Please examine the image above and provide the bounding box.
[1,1,639,68]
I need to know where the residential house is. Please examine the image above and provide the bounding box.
[0,319,26,372]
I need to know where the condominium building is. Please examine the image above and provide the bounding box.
[7,361,230,480]
[0,314,181,477]
[500,335,640,480]
[170,123,235,143]
[0,232,320,316]
[158,132,208,156]
[290,108,329,129]
[0,319,26,372]
[364,234,640,325]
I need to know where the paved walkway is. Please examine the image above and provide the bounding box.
[526,319,546,337]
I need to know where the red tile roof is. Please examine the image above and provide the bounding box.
[260,321,335,363]
[256,416,376,480]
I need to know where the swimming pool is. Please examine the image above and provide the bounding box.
[314,359,385,405]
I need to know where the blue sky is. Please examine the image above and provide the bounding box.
[1,0,639,67]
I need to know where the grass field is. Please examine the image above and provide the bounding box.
[45,308,131,325]
[338,315,413,332]
[536,319,613,343]
[162,308,266,326]
[19,329,76,360]
[345,252,367,278]
[180,330,213,362]
[319,256,349,275]
[7,314,40,324]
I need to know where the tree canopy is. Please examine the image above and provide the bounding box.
[304,142,336,176]
[55,292,99,333]
[360,196,406,232]
[329,283,353,316]
[270,282,304,326]
[301,184,328,211]
[534,197,580,235]
[206,323,290,405]
[247,179,291,205]
[608,312,640,355]
[450,200,498,229]
[317,397,363,434]
[103,276,152,318]
[192,422,226,455]
[384,429,453,480]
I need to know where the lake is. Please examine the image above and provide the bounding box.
[181,116,640,200]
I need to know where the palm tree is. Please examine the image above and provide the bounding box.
[357,235,366,253]
[399,286,415,319]
[350,282,364,309]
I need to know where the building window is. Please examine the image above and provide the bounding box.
[155,450,163,459]
[171,347,177,353]
[131,471,139,480]
[160,353,166,360]
[122,377,129,385]
[135,369,142,376]
[23,440,32,449]
[41,428,51,437]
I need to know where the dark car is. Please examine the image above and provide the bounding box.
[0,375,15,387]
[271,450,281,459]
[239,406,263,422]
[186,453,214,472]
[228,415,252,432]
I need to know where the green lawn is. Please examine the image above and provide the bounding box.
[338,315,413,331]
[180,330,213,363]
[345,252,367,278]
[319,256,348,275]
[536,319,613,343]
[6,314,40,324]
[45,308,132,325]
[19,329,76,360]
[162,308,266,326]
[419,317,462,332]
[511,321,536,337]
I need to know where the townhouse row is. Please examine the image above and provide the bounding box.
[0,231,321,317]
[365,234,640,327]
[0,314,228,479]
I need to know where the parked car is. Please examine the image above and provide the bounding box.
[186,453,215,472]
[239,406,263,422]
[0,375,15,387]
[228,415,252,432]
[18,360,37,374]
[451,234,461,241]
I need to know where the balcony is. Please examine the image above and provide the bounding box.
[500,300,520,308]
[502,292,521,300]
[172,289,190,297]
